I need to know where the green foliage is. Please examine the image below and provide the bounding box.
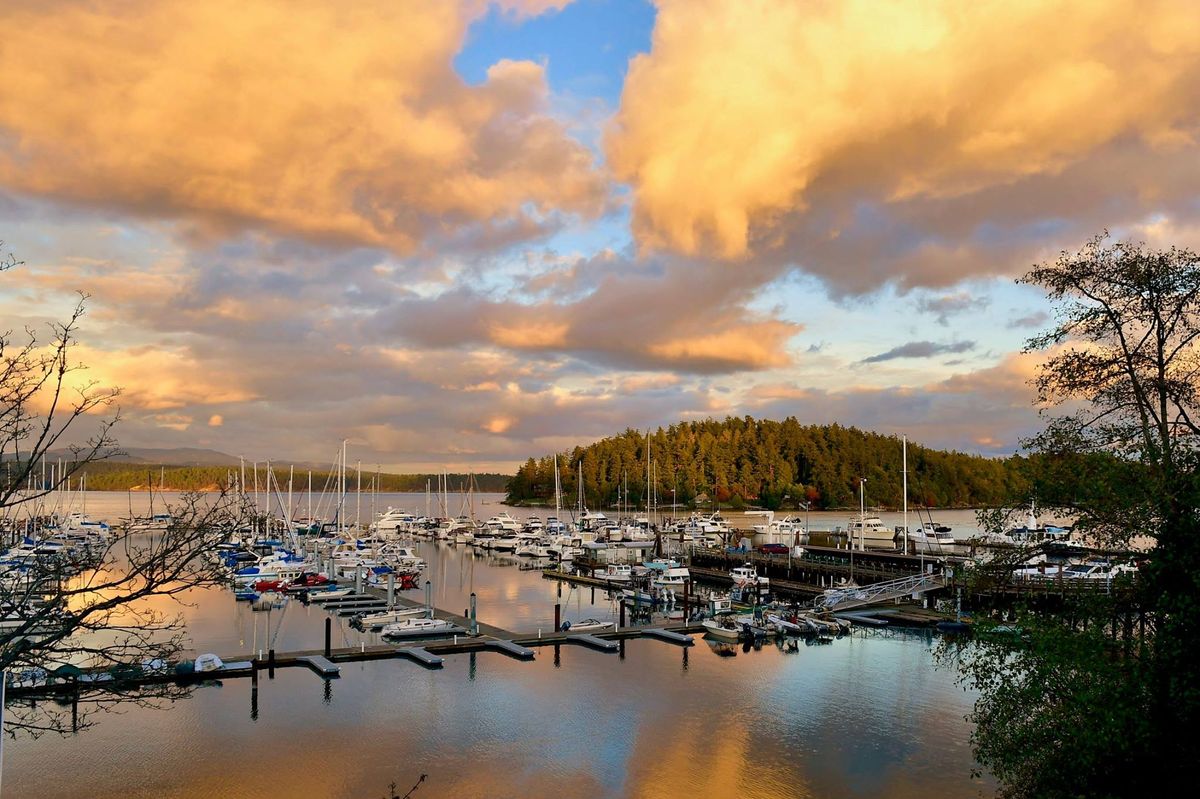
[953,234,1200,797]
[944,601,1152,799]
[505,417,1028,509]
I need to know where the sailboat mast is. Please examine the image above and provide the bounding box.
[355,460,362,530]
[339,440,347,536]
[902,436,909,556]
[553,454,561,519]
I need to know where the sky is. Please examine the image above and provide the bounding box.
[3,0,1200,472]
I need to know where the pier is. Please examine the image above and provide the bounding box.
[4,620,709,698]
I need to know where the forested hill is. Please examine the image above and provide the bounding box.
[506,417,1028,510]
[42,461,510,494]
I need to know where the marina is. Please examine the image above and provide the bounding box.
[2,492,1000,798]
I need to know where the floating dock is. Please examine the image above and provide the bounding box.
[5,622,708,698]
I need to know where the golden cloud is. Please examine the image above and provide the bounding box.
[0,0,605,252]
[488,319,570,348]
[73,345,258,411]
[608,0,1200,263]
[647,323,794,370]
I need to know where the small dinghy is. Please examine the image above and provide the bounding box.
[558,618,613,633]
[306,587,353,601]
[766,613,806,636]
[354,606,427,629]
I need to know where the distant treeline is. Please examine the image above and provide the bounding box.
[7,460,510,494]
[506,417,1033,510]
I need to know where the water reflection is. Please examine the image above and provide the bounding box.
[6,493,993,798]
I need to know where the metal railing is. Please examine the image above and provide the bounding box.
[810,572,945,612]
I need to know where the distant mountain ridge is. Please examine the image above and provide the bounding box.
[107,447,241,466]
[4,447,510,492]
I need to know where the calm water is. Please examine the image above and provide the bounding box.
[3,493,993,798]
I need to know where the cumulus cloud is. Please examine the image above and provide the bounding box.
[608,0,1200,290]
[380,255,800,373]
[862,340,975,364]
[0,0,606,255]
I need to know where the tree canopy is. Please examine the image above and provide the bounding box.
[506,417,1027,510]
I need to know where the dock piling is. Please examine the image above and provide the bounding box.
[425,580,432,619]
[387,572,395,606]
[268,648,275,678]
[554,603,561,632]
[469,592,478,635]
[355,567,363,594]
[324,617,331,658]
[619,601,626,630]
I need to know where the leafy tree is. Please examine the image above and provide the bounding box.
[949,234,1200,797]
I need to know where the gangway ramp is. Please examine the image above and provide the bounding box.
[811,573,944,613]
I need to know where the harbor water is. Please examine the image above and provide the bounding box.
[3,493,993,798]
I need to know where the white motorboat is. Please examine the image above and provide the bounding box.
[640,559,690,588]
[1006,501,1073,544]
[730,564,769,589]
[1062,559,1137,580]
[896,522,957,554]
[702,617,741,641]
[515,542,553,558]
[846,516,895,548]
[484,512,523,533]
[491,535,520,553]
[380,617,462,639]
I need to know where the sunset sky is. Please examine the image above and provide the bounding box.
[3,0,1199,472]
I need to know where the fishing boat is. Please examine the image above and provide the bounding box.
[558,618,613,633]
[730,564,769,589]
[380,617,462,639]
[640,559,690,588]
